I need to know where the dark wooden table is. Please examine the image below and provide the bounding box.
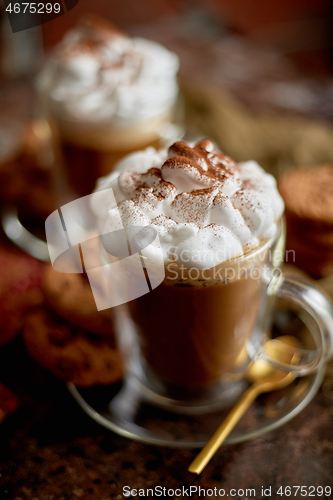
[1,60,333,496]
[0,331,333,500]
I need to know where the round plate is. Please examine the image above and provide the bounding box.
[67,362,325,448]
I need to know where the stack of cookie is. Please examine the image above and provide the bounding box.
[278,165,333,277]
[0,246,44,348]
[23,266,123,387]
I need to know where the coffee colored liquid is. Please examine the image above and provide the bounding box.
[129,272,261,389]
[55,107,175,197]
[61,137,161,197]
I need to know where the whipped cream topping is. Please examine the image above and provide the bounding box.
[38,17,179,124]
[93,140,284,269]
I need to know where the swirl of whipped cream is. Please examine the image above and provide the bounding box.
[37,16,179,124]
[93,139,284,269]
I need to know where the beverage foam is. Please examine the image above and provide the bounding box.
[37,16,179,125]
[93,139,284,269]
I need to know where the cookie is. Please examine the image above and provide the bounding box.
[23,309,123,387]
[285,236,333,277]
[0,246,44,347]
[278,165,333,277]
[279,165,333,223]
[284,210,333,250]
[42,265,112,336]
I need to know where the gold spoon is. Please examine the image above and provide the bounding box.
[188,335,301,475]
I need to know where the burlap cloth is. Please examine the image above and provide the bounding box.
[182,82,333,177]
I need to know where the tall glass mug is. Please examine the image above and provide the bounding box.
[102,218,333,413]
[37,16,181,198]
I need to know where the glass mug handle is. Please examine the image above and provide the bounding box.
[261,274,333,376]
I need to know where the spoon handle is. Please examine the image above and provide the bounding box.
[188,384,261,475]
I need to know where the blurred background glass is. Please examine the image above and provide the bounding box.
[1,0,333,267]
[2,0,333,167]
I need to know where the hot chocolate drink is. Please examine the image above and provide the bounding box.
[38,16,179,197]
[94,139,284,395]
[129,258,265,389]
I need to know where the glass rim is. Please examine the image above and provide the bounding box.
[141,217,284,273]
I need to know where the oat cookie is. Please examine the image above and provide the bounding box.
[23,309,123,387]
[278,165,333,277]
[42,265,112,336]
